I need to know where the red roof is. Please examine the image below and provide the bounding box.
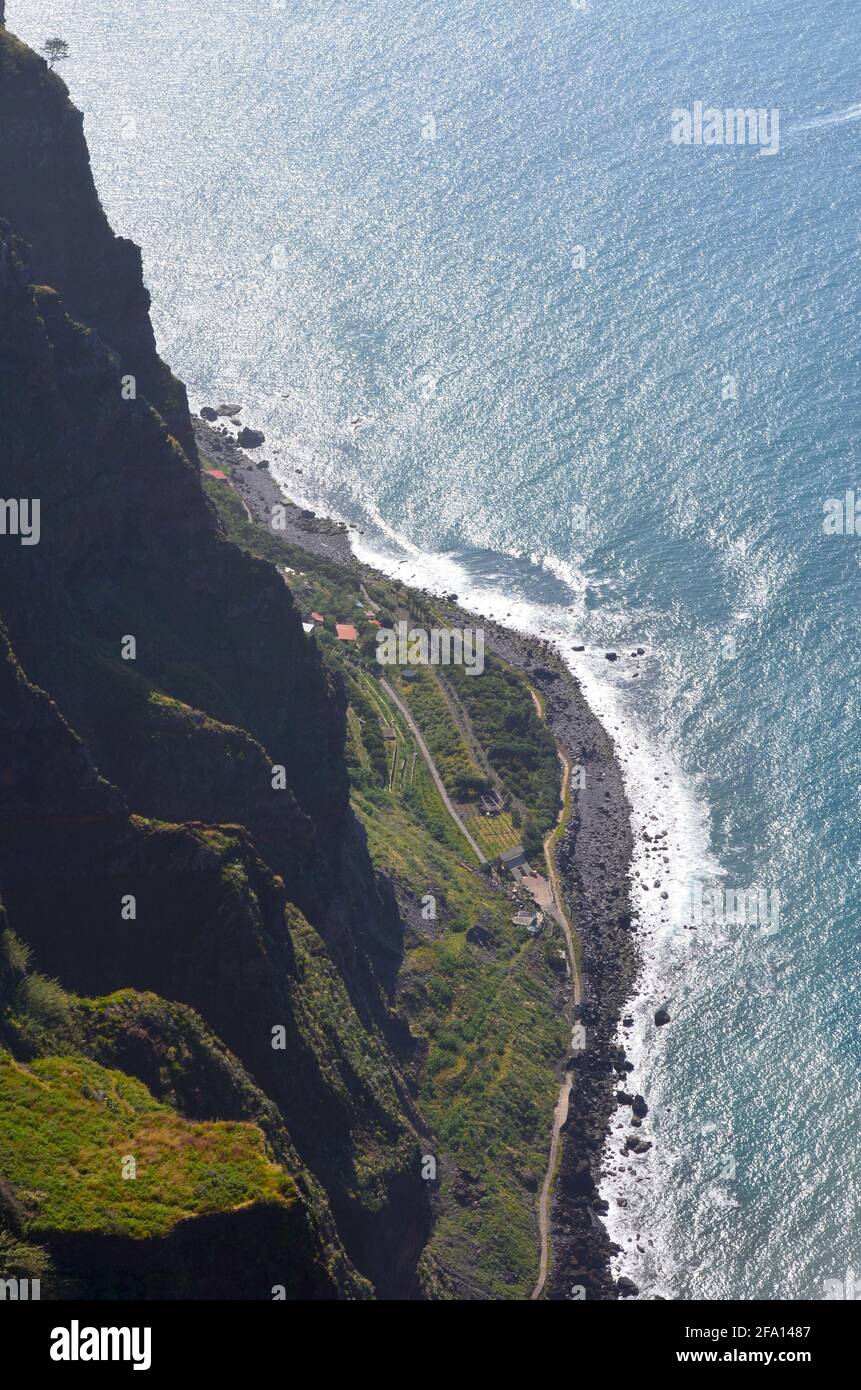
[336,623,359,641]
[205,469,227,480]
[310,612,325,623]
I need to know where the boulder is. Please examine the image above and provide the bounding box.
[624,1135,652,1155]
[567,1160,596,1197]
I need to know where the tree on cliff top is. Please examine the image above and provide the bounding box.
[42,37,69,69]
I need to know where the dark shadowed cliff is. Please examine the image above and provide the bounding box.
[0,26,195,457]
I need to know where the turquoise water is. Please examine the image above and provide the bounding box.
[12,0,859,1298]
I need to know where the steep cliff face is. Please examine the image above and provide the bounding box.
[0,23,432,1297]
[0,224,342,871]
[0,28,195,457]
[0,216,401,1019]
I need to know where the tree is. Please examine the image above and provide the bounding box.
[42,37,69,69]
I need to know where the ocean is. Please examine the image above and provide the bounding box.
[12,0,859,1299]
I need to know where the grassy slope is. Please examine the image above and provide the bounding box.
[0,907,370,1296]
[350,702,565,1296]
[0,1049,294,1240]
[445,660,561,859]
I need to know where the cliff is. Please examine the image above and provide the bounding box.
[0,22,431,1298]
[0,27,195,457]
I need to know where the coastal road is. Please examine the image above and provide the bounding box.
[379,678,487,864]
[529,713,583,1301]
[532,1070,574,1302]
[543,750,583,1009]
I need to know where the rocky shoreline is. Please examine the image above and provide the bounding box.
[195,410,644,1300]
[194,417,357,566]
[476,624,642,1300]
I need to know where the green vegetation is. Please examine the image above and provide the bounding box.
[0,27,56,85]
[460,801,522,858]
[347,698,566,1294]
[403,925,564,1297]
[284,905,422,1212]
[446,661,560,859]
[0,1050,294,1239]
[396,666,487,802]
[0,904,367,1298]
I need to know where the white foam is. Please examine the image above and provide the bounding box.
[789,102,861,133]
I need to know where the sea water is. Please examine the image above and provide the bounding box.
[12,0,859,1299]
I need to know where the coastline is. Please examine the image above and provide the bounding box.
[478,622,641,1300]
[196,414,646,1299]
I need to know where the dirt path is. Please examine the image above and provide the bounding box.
[543,750,582,1008]
[532,1070,574,1301]
[359,582,380,614]
[529,697,583,1301]
[227,478,254,523]
[379,678,487,864]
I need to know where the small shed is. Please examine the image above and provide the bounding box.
[499,845,529,876]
